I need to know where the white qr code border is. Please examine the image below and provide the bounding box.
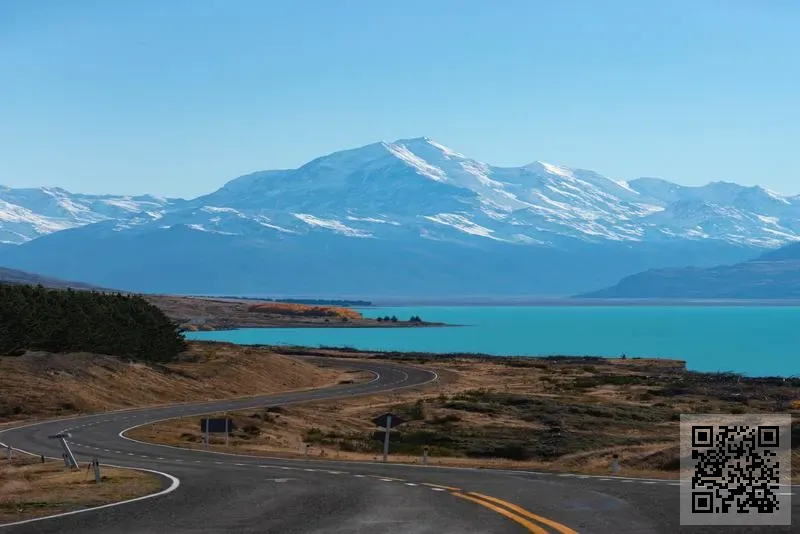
[680,414,792,526]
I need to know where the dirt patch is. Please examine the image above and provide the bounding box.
[0,341,347,423]
[0,457,162,524]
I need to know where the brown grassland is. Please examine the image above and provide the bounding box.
[128,346,800,481]
[0,342,352,523]
[0,457,162,523]
[3,338,797,524]
[0,342,346,425]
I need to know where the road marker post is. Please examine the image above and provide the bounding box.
[611,454,620,475]
[382,415,392,463]
[422,445,429,465]
[92,458,101,484]
[5,444,11,463]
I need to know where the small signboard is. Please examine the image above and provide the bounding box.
[200,417,235,433]
[372,413,406,428]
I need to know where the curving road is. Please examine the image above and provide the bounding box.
[1,358,796,533]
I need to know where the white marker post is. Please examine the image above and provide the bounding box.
[6,445,11,463]
[93,458,101,484]
[422,446,429,465]
[382,414,392,463]
[611,454,620,475]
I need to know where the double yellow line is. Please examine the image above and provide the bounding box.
[451,490,578,534]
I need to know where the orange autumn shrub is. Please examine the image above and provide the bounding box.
[247,302,363,320]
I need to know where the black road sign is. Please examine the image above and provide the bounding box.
[372,413,406,428]
[200,418,235,433]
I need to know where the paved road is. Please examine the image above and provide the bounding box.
[1,358,796,533]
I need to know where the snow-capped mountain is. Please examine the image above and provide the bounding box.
[0,186,183,244]
[170,137,800,248]
[1,137,798,297]
[3,137,799,248]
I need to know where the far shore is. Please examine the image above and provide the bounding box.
[365,298,800,307]
[145,294,453,332]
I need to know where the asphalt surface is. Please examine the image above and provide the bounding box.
[1,358,796,533]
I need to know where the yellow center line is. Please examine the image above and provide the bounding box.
[468,492,579,534]
[421,482,462,491]
[451,492,548,534]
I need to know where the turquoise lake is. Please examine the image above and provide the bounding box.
[186,306,800,377]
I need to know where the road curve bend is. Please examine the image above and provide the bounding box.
[1,358,796,533]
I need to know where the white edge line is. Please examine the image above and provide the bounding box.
[111,365,784,486]
[0,444,180,530]
[0,361,438,528]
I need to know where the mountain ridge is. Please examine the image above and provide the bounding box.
[3,137,799,248]
[578,241,800,299]
[2,137,798,297]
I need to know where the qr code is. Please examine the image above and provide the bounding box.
[680,414,792,526]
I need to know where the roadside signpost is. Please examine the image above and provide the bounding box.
[371,413,407,463]
[48,432,78,469]
[200,417,235,447]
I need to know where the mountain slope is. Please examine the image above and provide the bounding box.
[0,222,757,297]
[0,266,98,289]
[579,243,800,299]
[0,186,184,244]
[182,137,800,247]
[5,137,800,249]
[2,137,798,297]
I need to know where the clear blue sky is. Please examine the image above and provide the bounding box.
[1,0,798,198]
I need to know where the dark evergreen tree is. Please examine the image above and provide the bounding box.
[0,284,187,362]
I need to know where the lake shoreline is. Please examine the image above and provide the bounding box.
[186,305,800,378]
[147,294,454,331]
[368,298,800,307]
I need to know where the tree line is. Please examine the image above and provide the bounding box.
[0,284,187,362]
[376,315,424,323]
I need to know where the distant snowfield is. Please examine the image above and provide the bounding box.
[2,137,800,248]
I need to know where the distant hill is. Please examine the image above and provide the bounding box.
[0,266,98,289]
[578,242,800,299]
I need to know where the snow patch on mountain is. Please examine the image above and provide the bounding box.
[383,143,447,183]
[346,215,400,226]
[293,213,372,237]
[423,213,497,239]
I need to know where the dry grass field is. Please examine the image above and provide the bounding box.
[0,342,346,424]
[0,457,162,523]
[130,350,800,480]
